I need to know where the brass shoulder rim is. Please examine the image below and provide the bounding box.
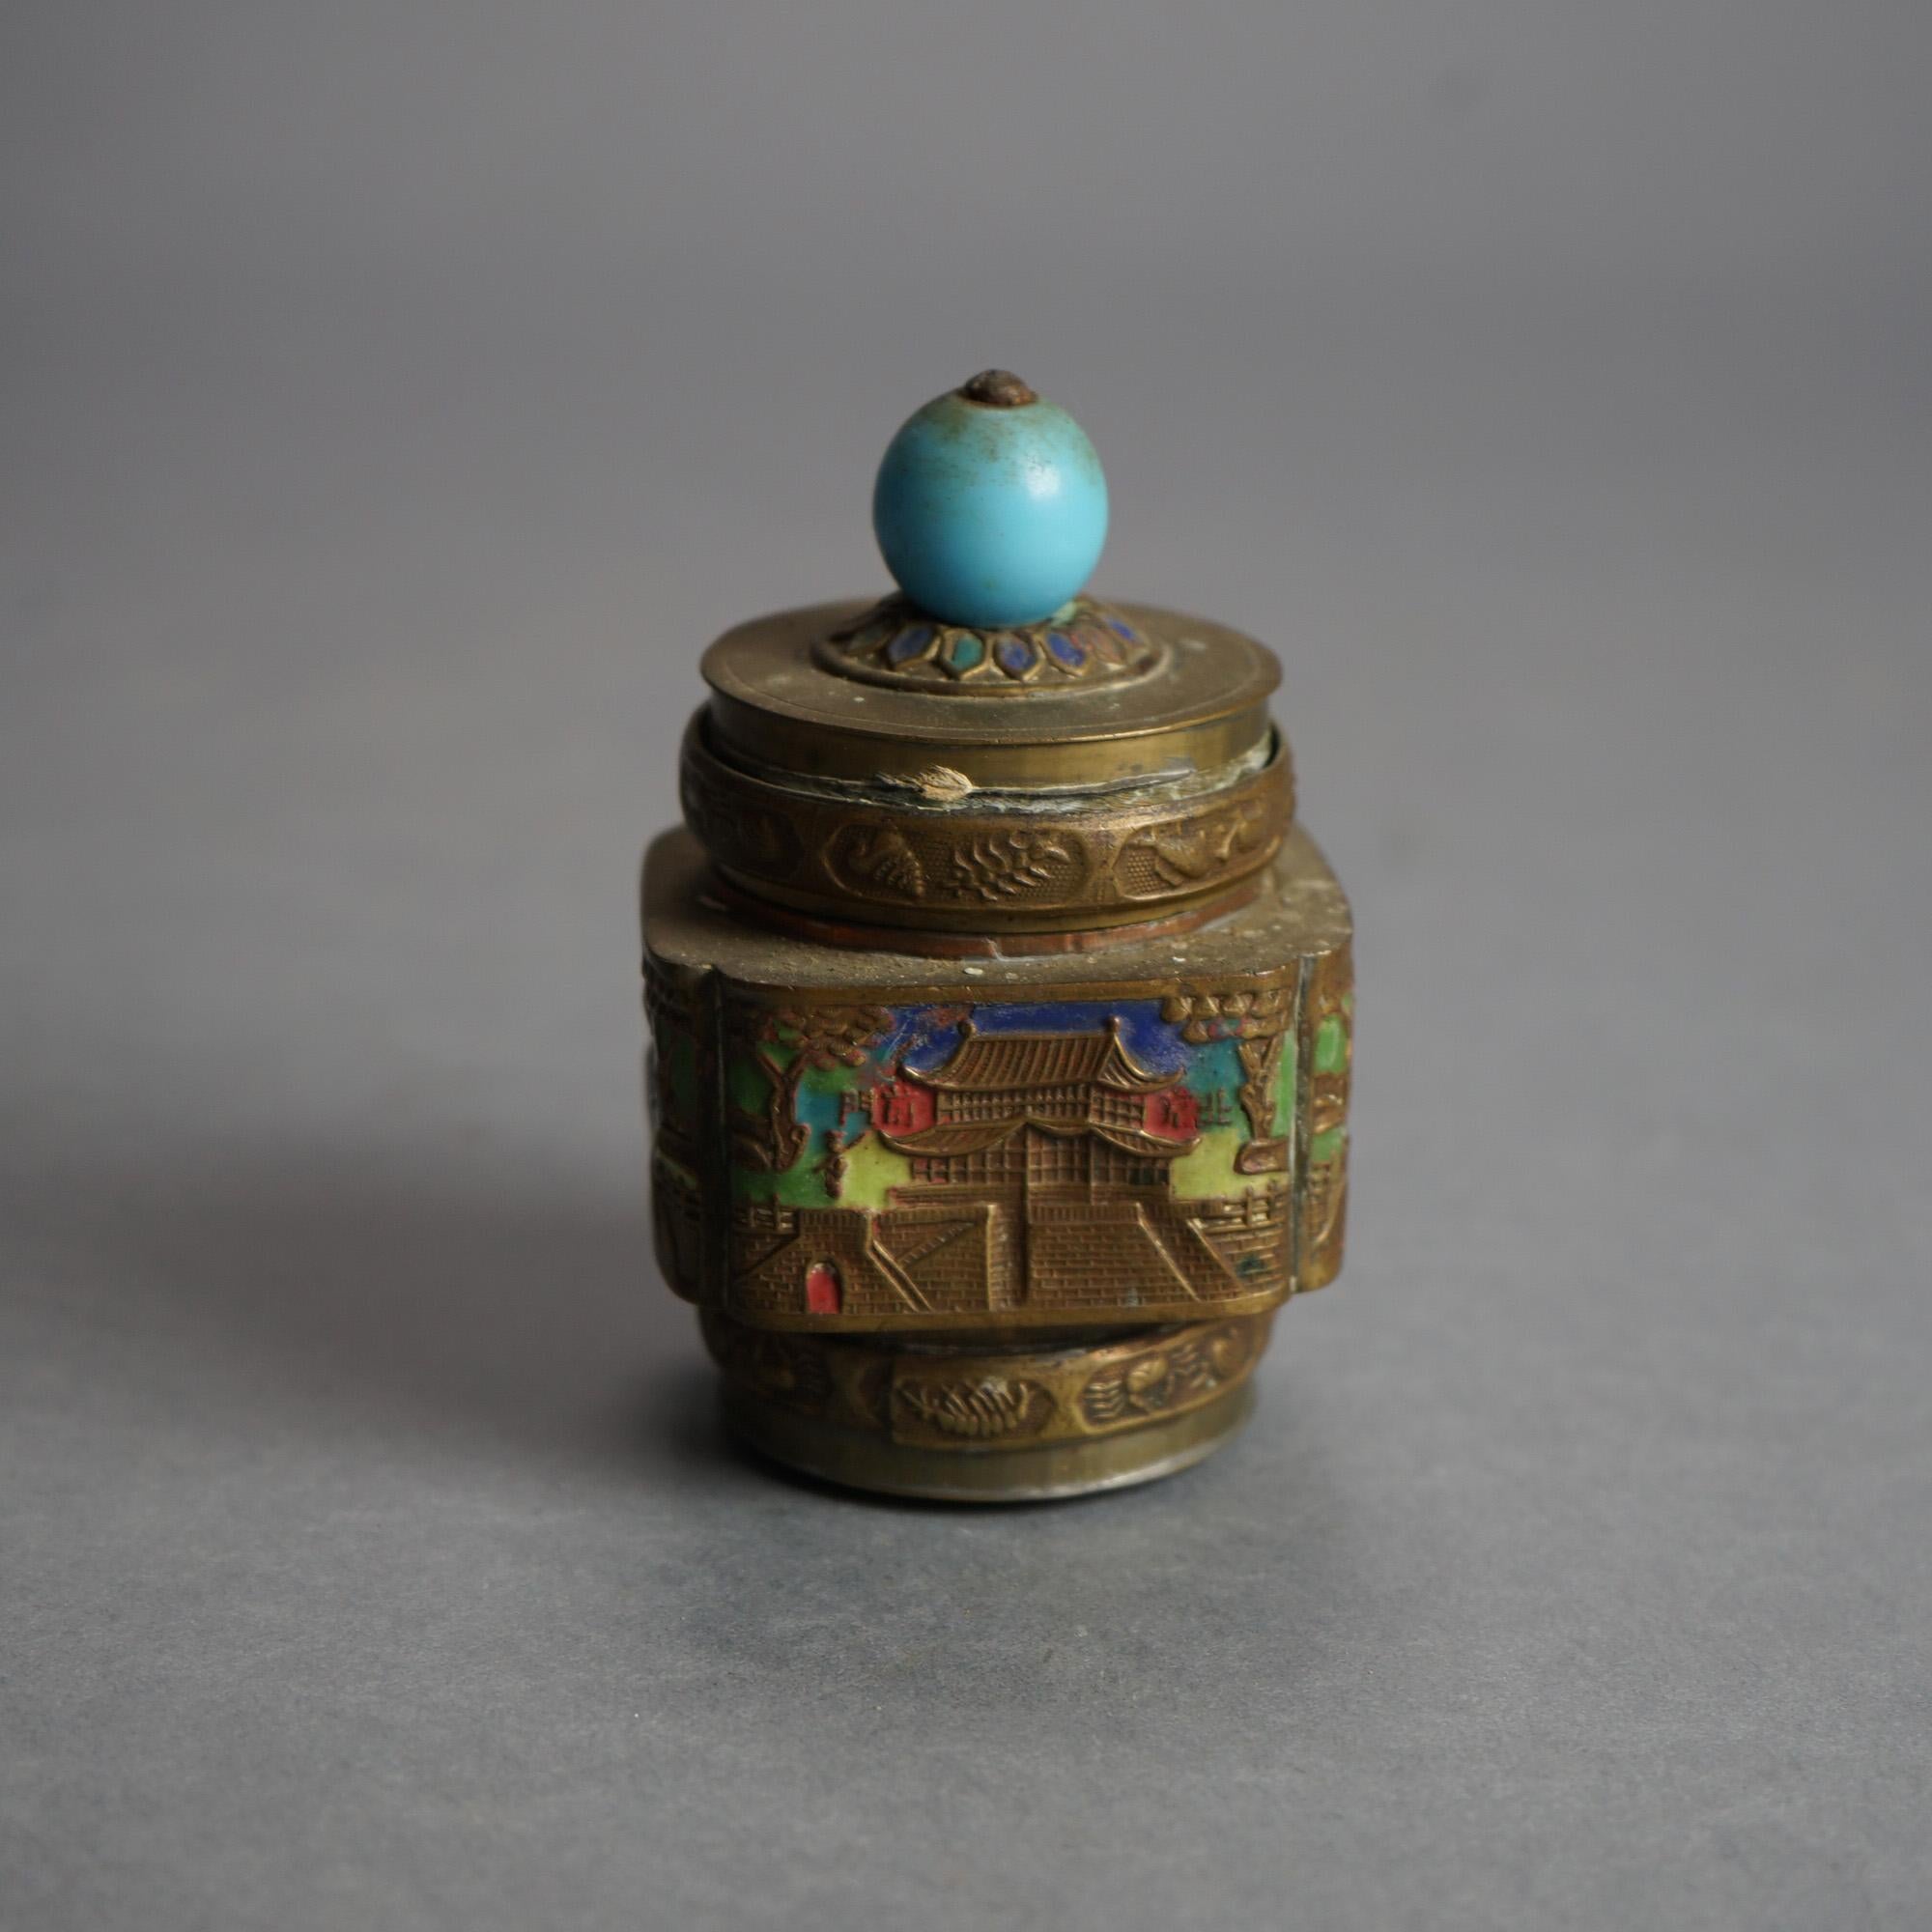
[679,711,1295,934]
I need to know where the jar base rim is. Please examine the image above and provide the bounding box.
[721,1378,1257,1504]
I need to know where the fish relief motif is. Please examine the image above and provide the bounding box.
[1080,1326,1249,1427]
[895,1376,1050,1439]
[829,824,927,900]
[1116,798,1271,896]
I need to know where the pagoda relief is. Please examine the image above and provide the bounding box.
[723,1003,1295,1331]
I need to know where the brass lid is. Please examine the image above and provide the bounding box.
[679,372,1294,944]
[699,597,1281,792]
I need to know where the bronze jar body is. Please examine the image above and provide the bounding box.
[641,376,1352,1499]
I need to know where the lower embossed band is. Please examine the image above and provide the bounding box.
[725,1381,1258,1501]
[702,1308,1272,1498]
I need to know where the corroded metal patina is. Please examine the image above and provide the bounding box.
[641,370,1353,1500]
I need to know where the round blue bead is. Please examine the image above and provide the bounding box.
[871,378,1108,630]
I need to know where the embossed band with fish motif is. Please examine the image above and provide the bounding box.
[701,1308,1275,1499]
[680,716,1293,935]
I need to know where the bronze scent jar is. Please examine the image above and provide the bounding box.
[641,371,1353,1499]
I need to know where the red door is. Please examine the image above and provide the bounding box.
[804,1260,843,1315]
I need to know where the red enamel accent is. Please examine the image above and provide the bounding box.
[872,1077,936,1135]
[1143,1086,1200,1141]
[804,1260,843,1315]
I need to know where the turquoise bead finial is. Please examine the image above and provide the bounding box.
[871,371,1108,630]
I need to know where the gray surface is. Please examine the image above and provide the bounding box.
[4,4,1930,1927]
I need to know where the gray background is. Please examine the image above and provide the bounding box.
[4,3,1929,1927]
